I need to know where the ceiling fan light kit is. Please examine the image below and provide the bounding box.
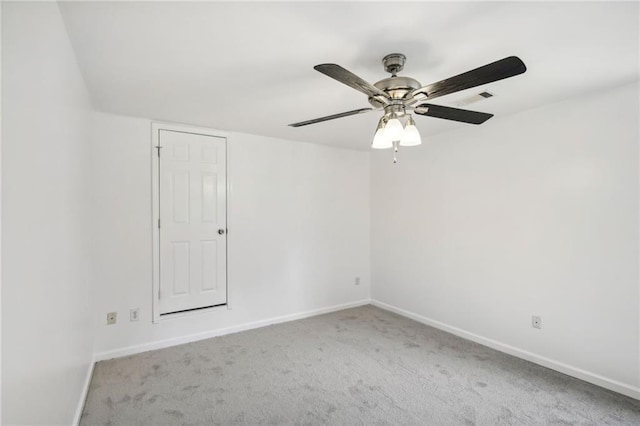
[290,53,527,162]
[383,111,405,142]
[372,112,422,150]
[400,115,421,147]
[372,117,392,149]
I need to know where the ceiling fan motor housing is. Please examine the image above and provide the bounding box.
[367,53,422,109]
[368,75,422,109]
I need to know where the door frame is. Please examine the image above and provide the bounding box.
[151,121,231,323]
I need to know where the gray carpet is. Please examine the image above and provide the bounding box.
[81,305,640,425]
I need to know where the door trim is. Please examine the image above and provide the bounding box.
[151,121,231,323]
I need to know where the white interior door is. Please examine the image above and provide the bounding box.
[158,129,227,314]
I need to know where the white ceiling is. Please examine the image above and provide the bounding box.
[59,1,639,150]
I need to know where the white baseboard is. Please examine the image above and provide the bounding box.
[94,298,371,362]
[73,358,95,426]
[370,299,640,401]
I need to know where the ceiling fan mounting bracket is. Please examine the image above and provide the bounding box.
[382,53,406,75]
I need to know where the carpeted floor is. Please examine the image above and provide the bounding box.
[81,305,640,425]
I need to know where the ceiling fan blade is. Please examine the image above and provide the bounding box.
[408,56,526,103]
[288,107,375,127]
[414,103,493,125]
[314,64,390,103]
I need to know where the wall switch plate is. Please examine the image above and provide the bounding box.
[130,308,140,322]
[354,276,361,286]
[532,315,542,329]
[107,312,117,325]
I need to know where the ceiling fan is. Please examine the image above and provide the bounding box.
[289,53,527,155]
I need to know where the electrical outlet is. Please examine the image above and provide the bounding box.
[107,312,117,325]
[532,315,542,329]
[130,308,140,322]
[354,276,361,286]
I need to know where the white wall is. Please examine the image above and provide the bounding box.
[1,2,94,424]
[90,112,370,356]
[371,82,639,395]
[0,3,4,422]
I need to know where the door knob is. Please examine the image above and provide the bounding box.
[218,229,225,235]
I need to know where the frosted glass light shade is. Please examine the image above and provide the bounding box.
[400,116,422,146]
[372,126,392,149]
[384,116,404,142]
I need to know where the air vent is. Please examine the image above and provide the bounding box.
[455,91,494,107]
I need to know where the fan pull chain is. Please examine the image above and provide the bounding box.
[393,141,399,164]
